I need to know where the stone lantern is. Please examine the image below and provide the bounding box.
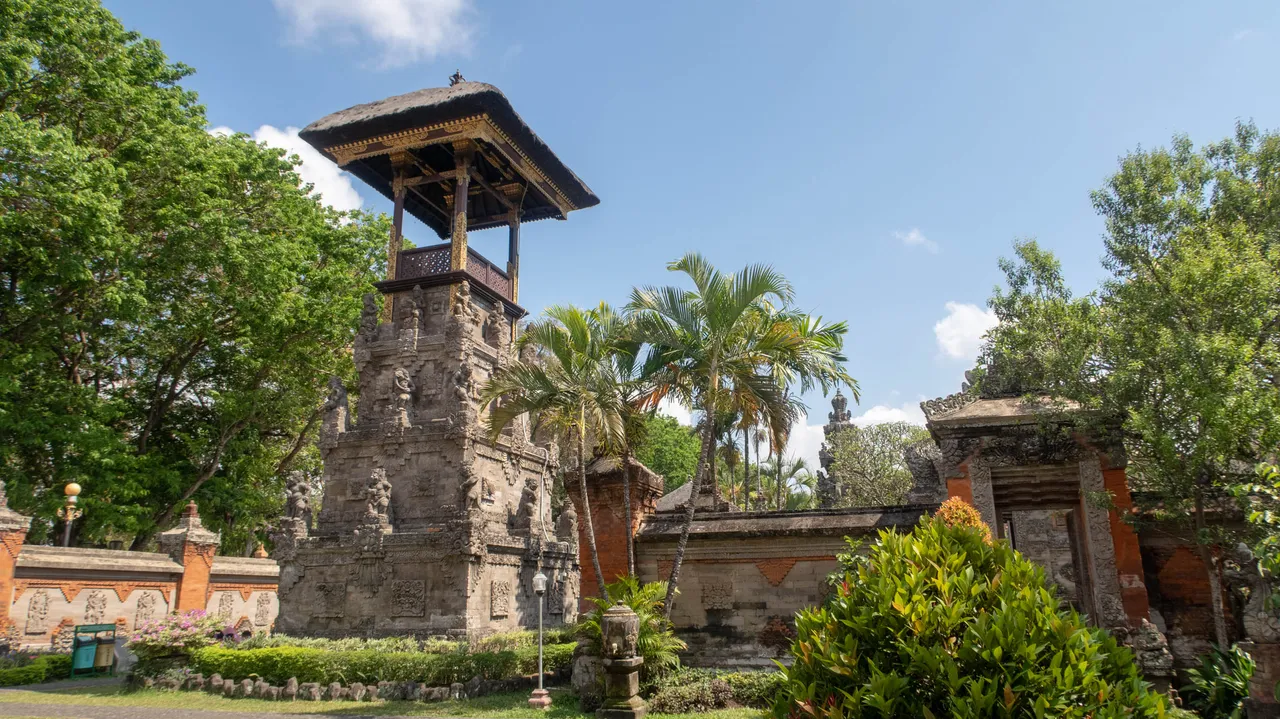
[598,603,646,719]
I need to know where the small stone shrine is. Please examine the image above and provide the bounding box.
[275,77,596,638]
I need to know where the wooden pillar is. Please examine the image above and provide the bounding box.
[507,210,521,303]
[385,155,409,320]
[449,143,473,273]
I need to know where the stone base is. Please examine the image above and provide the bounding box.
[528,688,552,709]
[597,696,647,719]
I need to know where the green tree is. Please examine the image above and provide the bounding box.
[760,456,816,510]
[0,0,387,550]
[628,253,855,615]
[482,304,628,595]
[633,414,701,494]
[979,123,1280,645]
[827,421,931,506]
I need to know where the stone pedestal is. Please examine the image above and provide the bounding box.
[528,688,552,709]
[597,603,646,719]
[1241,641,1280,718]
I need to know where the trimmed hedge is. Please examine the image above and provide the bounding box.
[191,643,575,686]
[0,654,72,686]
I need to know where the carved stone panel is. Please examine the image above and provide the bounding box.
[25,590,49,635]
[490,580,511,619]
[254,593,272,626]
[83,590,107,624]
[701,581,734,610]
[314,582,346,618]
[135,591,158,627]
[217,592,235,620]
[390,580,425,617]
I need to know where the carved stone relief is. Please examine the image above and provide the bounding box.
[83,590,107,624]
[701,581,734,611]
[490,580,511,618]
[314,582,346,618]
[135,591,158,627]
[390,580,426,617]
[217,592,235,620]
[254,593,272,626]
[25,590,49,635]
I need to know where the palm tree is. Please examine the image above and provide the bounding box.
[481,304,627,596]
[628,252,855,616]
[761,456,815,510]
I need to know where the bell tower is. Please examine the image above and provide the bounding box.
[275,78,598,638]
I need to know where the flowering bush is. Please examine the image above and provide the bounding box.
[126,610,222,663]
[933,496,992,543]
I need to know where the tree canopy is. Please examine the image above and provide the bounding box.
[0,0,388,551]
[632,413,701,494]
[978,122,1280,644]
[826,421,930,507]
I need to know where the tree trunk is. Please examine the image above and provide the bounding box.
[622,448,635,578]
[775,449,784,510]
[754,428,762,512]
[1194,490,1230,646]
[664,413,715,618]
[577,420,607,598]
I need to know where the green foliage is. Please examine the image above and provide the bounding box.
[1234,464,1280,589]
[661,668,785,708]
[234,634,447,653]
[826,422,930,507]
[634,413,702,493]
[190,643,575,686]
[650,678,733,713]
[579,575,685,684]
[772,518,1167,718]
[0,0,387,550]
[0,654,72,686]
[1180,645,1255,719]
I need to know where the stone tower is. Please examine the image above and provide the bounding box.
[275,78,598,638]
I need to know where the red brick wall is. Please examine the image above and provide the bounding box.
[1100,462,1151,624]
[565,464,664,605]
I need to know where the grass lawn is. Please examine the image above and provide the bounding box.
[0,684,765,719]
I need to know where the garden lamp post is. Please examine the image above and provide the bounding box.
[529,569,551,709]
[56,482,82,547]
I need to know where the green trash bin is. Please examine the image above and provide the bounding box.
[70,624,117,677]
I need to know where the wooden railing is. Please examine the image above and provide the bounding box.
[395,243,511,301]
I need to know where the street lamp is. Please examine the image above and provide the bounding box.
[56,482,83,547]
[528,569,551,709]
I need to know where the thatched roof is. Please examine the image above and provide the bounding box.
[299,82,598,216]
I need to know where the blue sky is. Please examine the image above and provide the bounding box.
[104,0,1280,467]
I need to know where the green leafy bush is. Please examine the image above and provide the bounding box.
[773,517,1168,718]
[650,677,733,713]
[1181,644,1255,719]
[659,668,783,708]
[234,634,456,653]
[0,654,72,686]
[190,643,575,686]
[579,575,685,685]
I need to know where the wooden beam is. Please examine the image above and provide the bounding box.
[468,169,515,210]
[403,171,458,188]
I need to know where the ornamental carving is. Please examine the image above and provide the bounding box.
[25,590,49,635]
[490,580,511,618]
[701,581,733,610]
[390,580,425,617]
[314,582,345,618]
[217,592,235,620]
[254,593,272,626]
[920,390,978,421]
[83,590,108,624]
[134,591,157,627]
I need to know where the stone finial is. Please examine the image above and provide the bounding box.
[359,293,379,338]
[252,543,268,559]
[828,389,851,424]
[323,376,350,433]
[158,501,220,559]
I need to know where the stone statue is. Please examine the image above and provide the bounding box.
[458,465,482,511]
[323,376,350,432]
[452,281,475,323]
[555,502,579,545]
[284,471,311,527]
[451,361,475,408]
[513,482,539,533]
[486,301,506,347]
[362,468,392,526]
[411,284,426,314]
[392,367,414,428]
[359,293,378,338]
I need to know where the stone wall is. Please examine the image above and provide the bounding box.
[634,506,932,668]
[1,505,279,650]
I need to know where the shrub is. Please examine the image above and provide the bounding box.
[772,517,1168,718]
[126,610,222,662]
[579,575,685,686]
[933,496,992,543]
[1181,644,1255,719]
[649,678,733,713]
[659,668,783,708]
[190,642,576,686]
[0,654,72,686]
[234,634,453,653]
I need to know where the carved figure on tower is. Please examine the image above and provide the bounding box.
[323,376,350,433]
[360,293,379,338]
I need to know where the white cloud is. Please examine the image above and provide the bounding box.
[1233,29,1258,42]
[212,125,363,213]
[272,0,473,68]
[851,402,926,427]
[894,228,939,254]
[657,398,692,427]
[934,301,997,361]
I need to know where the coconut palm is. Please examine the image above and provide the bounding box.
[481,304,627,596]
[761,456,816,510]
[628,252,855,615]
